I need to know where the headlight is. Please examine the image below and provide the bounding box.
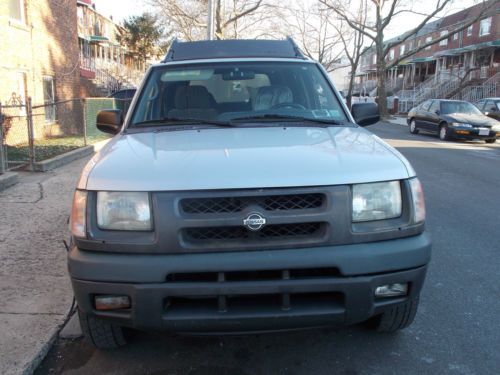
[352,181,402,222]
[97,192,152,231]
[451,122,472,128]
[70,190,87,237]
[409,177,426,223]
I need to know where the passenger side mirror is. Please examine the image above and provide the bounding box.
[435,109,440,115]
[96,110,123,135]
[351,102,380,127]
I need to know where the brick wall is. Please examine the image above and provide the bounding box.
[0,0,83,142]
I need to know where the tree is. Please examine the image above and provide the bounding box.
[119,13,165,67]
[320,0,497,117]
[285,2,344,72]
[149,0,276,41]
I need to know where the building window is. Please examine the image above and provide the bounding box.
[408,41,413,51]
[453,32,459,40]
[439,30,448,46]
[479,17,491,36]
[400,44,406,56]
[389,48,395,60]
[43,76,56,123]
[372,54,376,65]
[9,0,25,23]
[425,36,432,50]
[467,25,473,36]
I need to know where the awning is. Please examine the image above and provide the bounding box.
[433,39,500,57]
[410,56,436,63]
[89,35,109,42]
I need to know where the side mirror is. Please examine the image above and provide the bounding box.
[351,102,380,126]
[96,109,123,135]
[435,109,440,115]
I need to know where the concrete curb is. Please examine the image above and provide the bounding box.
[21,326,61,375]
[31,145,95,172]
[0,172,18,191]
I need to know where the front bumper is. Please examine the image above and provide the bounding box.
[448,127,498,140]
[69,233,431,333]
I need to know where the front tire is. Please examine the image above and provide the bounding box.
[439,124,450,141]
[485,138,496,144]
[409,119,419,134]
[370,297,420,333]
[78,309,126,349]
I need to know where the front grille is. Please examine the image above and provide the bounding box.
[181,193,325,214]
[183,222,324,242]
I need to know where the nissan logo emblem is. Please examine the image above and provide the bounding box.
[243,213,267,231]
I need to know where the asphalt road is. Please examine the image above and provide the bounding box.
[35,122,500,375]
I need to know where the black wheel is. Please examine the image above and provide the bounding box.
[439,123,450,141]
[370,297,420,333]
[485,138,496,144]
[78,308,126,349]
[409,119,419,134]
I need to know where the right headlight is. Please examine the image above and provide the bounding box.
[97,192,152,231]
[352,181,402,222]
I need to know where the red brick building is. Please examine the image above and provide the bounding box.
[356,1,499,109]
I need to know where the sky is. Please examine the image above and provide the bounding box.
[93,0,482,39]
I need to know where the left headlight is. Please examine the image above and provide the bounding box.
[97,192,152,231]
[352,181,402,222]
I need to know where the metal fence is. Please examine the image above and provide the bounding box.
[0,97,130,171]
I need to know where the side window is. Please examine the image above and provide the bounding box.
[486,101,496,111]
[428,101,440,113]
[475,100,485,110]
[420,100,431,111]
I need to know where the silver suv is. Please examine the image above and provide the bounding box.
[69,39,431,349]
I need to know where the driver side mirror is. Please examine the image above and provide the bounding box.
[351,102,380,126]
[435,109,440,115]
[96,109,123,135]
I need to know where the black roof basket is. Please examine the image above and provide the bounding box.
[162,37,306,62]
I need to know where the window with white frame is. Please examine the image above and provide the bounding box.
[372,54,376,65]
[9,0,25,23]
[43,76,56,123]
[400,44,406,56]
[453,32,459,40]
[389,48,395,60]
[439,30,448,46]
[425,36,432,50]
[479,17,492,36]
[408,41,413,51]
[467,25,473,36]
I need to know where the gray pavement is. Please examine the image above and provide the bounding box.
[0,158,89,375]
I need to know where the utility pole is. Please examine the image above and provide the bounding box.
[207,0,215,40]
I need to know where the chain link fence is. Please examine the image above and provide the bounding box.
[0,97,130,171]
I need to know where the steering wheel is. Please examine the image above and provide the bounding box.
[270,102,306,110]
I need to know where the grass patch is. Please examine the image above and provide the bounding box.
[5,134,110,162]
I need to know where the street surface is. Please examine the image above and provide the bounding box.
[35,122,500,375]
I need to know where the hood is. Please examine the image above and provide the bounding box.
[79,126,414,191]
[443,113,499,127]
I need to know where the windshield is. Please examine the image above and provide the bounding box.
[130,62,348,126]
[441,101,483,116]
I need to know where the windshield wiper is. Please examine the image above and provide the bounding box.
[133,117,236,127]
[230,114,343,126]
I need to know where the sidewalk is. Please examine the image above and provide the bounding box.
[0,157,89,375]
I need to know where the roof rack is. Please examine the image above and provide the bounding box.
[162,38,306,62]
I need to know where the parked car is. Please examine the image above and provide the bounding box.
[69,39,430,349]
[407,99,499,143]
[474,98,500,121]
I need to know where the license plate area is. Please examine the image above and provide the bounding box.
[478,128,489,136]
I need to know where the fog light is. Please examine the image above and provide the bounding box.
[95,295,131,310]
[375,283,408,298]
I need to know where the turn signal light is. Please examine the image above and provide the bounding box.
[95,295,131,310]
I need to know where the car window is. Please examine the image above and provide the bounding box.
[130,62,348,126]
[485,100,497,112]
[419,100,431,111]
[441,101,483,115]
[429,101,440,113]
[475,100,485,110]
[496,101,500,111]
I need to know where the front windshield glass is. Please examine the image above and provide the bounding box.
[441,101,483,116]
[130,62,348,126]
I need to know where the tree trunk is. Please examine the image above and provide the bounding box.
[375,6,388,118]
